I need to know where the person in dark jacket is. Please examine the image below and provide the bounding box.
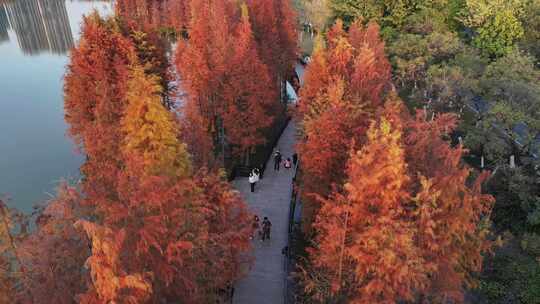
[262,217,272,241]
[292,153,298,167]
[273,150,282,171]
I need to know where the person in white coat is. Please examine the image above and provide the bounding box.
[249,169,259,192]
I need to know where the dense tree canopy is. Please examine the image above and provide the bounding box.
[176,0,296,169]
[122,66,191,178]
[221,6,276,154]
[67,33,253,300]
[306,116,427,303]
[64,13,137,215]
[460,0,525,58]
[6,0,540,302]
[298,20,391,233]
[297,14,496,302]
[61,5,266,301]
[303,97,494,303]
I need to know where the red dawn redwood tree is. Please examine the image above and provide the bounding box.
[0,199,24,303]
[114,0,173,109]
[175,0,231,167]
[64,12,137,214]
[78,65,252,302]
[298,20,391,143]
[245,0,297,93]
[115,0,156,30]
[306,115,428,303]
[404,110,494,302]
[76,221,152,303]
[305,99,494,303]
[126,28,172,108]
[297,36,330,115]
[16,185,91,304]
[297,21,392,233]
[298,79,367,233]
[177,1,283,167]
[115,0,190,32]
[326,25,354,80]
[166,0,190,32]
[120,67,251,301]
[221,5,276,156]
[244,0,281,82]
[275,0,298,80]
[348,21,391,108]
[192,168,253,297]
[115,0,171,31]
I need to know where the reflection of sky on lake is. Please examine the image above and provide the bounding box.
[0,0,112,212]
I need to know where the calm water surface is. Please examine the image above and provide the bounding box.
[0,0,112,212]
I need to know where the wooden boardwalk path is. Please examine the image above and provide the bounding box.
[232,120,297,304]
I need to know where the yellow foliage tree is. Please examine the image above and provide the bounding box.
[122,66,191,178]
[75,221,152,303]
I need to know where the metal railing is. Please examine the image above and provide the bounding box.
[284,161,300,304]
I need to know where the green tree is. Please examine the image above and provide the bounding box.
[329,0,417,29]
[463,121,511,166]
[329,0,451,30]
[478,49,540,158]
[420,46,486,114]
[425,64,472,113]
[461,0,525,57]
[389,30,462,93]
[329,0,379,26]
[519,0,540,60]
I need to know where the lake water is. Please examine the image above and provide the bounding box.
[0,0,112,212]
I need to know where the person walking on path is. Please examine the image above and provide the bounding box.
[292,153,298,167]
[251,215,260,240]
[284,157,292,169]
[273,150,282,171]
[253,168,260,182]
[261,217,272,241]
[249,169,259,193]
[254,166,262,179]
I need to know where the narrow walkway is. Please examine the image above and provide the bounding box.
[233,121,297,304]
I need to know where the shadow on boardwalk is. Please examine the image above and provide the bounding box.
[232,121,297,304]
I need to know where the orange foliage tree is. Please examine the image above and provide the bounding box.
[175,0,231,167]
[304,99,494,303]
[115,0,161,30]
[0,185,91,304]
[122,66,191,178]
[16,185,91,304]
[115,0,187,32]
[297,20,392,233]
[221,5,276,155]
[75,63,252,303]
[245,0,297,91]
[404,110,494,302]
[115,1,173,109]
[76,221,153,303]
[305,115,428,303]
[64,12,137,214]
[176,1,286,168]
